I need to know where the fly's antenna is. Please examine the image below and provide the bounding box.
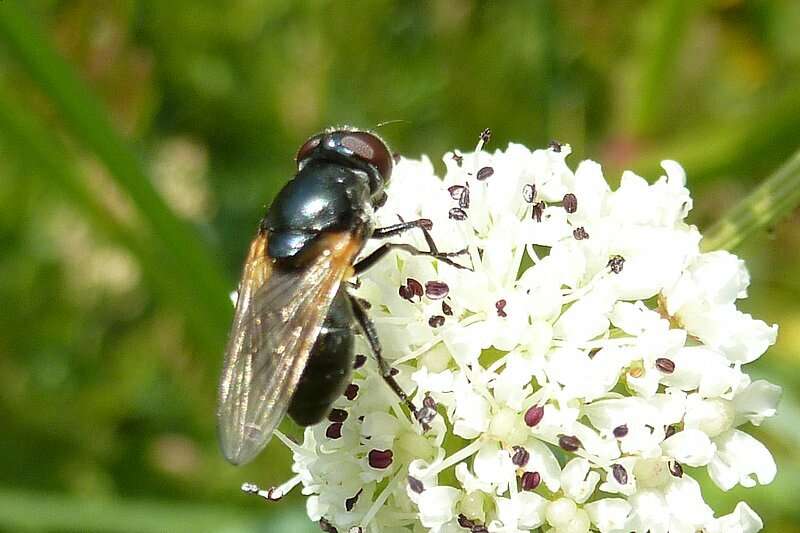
[374,119,409,129]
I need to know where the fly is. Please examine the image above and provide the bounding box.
[217,127,469,465]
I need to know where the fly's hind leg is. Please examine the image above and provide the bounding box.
[348,294,436,429]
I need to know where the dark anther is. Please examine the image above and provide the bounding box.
[442,301,453,316]
[353,353,367,369]
[548,140,562,152]
[612,463,628,484]
[418,218,434,231]
[665,424,677,439]
[573,227,589,240]
[670,460,684,478]
[408,476,424,493]
[458,515,475,529]
[344,488,363,511]
[398,284,413,302]
[423,395,437,409]
[448,185,466,200]
[558,434,582,452]
[319,518,338,533]
[511,446,530,467]
[588,347,601,358]
[562,193,578,214]
[452,152,464,166]
[531,201,545,222]
[415,404,437,428]
[407,278,424,298]
[520,471,541,491]
[329,408,349,423]
[344,383,359,400]
[524,405,544,427]
[607,255,625,274]
[459,185,470,209]
[425,281,450,299]
[613,424,629,438]
[457,514,488,533]
[368,449,394,469]
[645,424,655,433]
[522,183,536,203]
[389,367,399,377]
[428,315,445,328]
[477,166,494,181]
[326,422,343,439]
[449,207,468,220]
[655,357,675,374]
[495,299,508,318]
[479,128,492,144]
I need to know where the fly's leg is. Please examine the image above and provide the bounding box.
[365,216,472,272]
[371,218,433,239]
[348,294,436,429]
[354,241,470,274]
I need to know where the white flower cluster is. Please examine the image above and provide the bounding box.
[276,139,781,533]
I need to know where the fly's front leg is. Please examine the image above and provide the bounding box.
[371,218,433,239]
[356,216,472,275]
[371,216,470,260]
[348,294,436,429]
[354,241,471,274]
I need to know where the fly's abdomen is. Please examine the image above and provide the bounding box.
[288,288,355,426]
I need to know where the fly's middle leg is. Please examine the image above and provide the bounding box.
[348,293,436,429]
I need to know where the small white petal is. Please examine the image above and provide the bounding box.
[584,498,631,533]
[526,438,562,492]
[707,502,764,533]
[709,429,777,490]
[733,379,782,426]
[561,458,600,503]
[663,475,714,527]
[417,486,461,528]
[661,429,716,467]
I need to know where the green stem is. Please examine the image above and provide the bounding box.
[0,3,231,348]
[703,147,800,251]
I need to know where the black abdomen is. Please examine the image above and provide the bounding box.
[288,287,355,426]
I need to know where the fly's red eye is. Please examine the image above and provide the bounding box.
[295,134,323,166]
[340,131,393,181]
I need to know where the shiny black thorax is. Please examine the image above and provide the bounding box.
[263,160,375,267]
[262,160,377,426]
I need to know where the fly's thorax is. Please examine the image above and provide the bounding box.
[263,160,374,265]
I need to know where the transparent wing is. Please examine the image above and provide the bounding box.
[217,230,358,465]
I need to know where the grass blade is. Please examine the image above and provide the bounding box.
[702,147,800,251]
[0,84,224,355]
[0,3,231,347]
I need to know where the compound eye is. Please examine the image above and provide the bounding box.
[295,134,323,166]
[340,131,393,181]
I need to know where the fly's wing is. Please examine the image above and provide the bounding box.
[217,230,359,465]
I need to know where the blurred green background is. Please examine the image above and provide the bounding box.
[0,1,799,531]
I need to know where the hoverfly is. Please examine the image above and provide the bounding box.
[217,128,469,465]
